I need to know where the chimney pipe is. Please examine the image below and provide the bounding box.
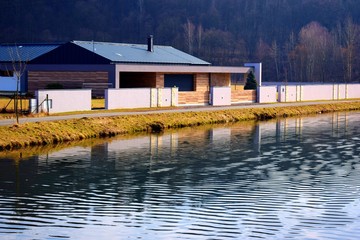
[147,35,154,52]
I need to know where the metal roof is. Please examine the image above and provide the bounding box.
[0,43,61,62]
[72,40,210,65]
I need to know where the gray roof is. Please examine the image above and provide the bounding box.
[0,43,61,62]
[72,40,210,65]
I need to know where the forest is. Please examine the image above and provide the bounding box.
[2,0,360,83]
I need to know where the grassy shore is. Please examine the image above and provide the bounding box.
[1,101,360,151]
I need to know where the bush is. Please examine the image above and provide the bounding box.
[244,71,258,90]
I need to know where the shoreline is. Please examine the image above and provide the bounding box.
[1,101,360,151]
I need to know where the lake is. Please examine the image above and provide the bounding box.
[0,112,360,240]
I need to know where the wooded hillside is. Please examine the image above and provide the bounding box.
[2,0,360,83]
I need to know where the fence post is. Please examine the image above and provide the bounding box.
[150,88,157,107]
[46,94,49,114]
[171,87,178,106]
[157,88,162,107]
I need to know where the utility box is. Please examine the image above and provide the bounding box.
[29,98,37,113]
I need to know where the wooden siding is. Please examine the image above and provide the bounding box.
[210,73,230,87]
[178,91,210,105]
[231,88,257,102]
[178,73,210,105]
[156,73,164,88]
[28,71,108,96]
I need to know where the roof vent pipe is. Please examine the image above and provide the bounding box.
[147,35,154,52]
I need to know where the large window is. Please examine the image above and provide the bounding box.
[164,74,194,91]
[0,70,13,77]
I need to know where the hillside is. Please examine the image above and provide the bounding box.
[2,0,360,83]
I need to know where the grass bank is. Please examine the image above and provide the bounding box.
[1,101,360,151]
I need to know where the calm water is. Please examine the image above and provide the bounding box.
[0,112,360,240]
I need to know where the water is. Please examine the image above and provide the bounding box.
[0,112,360,240]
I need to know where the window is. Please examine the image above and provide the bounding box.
[164,74,194,91]
[0,70,13,77]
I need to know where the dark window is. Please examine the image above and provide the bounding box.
[0,70,13,77]
[164,74,194,91]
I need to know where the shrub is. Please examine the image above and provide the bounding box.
[244,71,258,90]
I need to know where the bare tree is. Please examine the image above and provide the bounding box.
[197,24,204,51]
[284,31,296,82]
[343,17,359,83]
[298,22,332,82]
[183,19,195,54]
[8,45,27,124]
[269,40,280,81]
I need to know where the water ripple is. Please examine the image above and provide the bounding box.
[0,112,360,239]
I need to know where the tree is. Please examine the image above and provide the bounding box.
[343,17,359,83]
[298,22,332,82]
[244,71,258,90]
[183,19,195,54]
[269,40,280,81]
[8,45,27,124]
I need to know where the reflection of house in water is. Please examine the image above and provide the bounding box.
[4,112,352,173]
[0,112,355,200]
[37,146,92,168]
[254,112,351,153]
[46,113,350,167]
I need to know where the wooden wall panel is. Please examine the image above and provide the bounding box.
[210,73,230,87]
[28,71,108,96]
[231,88,256,102]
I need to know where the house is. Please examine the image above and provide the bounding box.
[1,37,257,105]
[0,43,61,93]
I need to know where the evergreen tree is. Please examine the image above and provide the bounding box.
[244,71,258,90]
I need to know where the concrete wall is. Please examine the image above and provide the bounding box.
[36,89,92,113]
[345,84,360,99]
[105,88,178,110]
[278,85,298,102]
[258,86,277,103]
[211,87,231,106]
[276,83,360,102]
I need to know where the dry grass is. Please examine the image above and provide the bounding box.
[91,98,105,109]
[0,101,360,151]
[0,98,29,112]
[0,98,105,118]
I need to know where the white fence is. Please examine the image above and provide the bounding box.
[258,84,360,103]
[30,84,360,114]
[36,89,92,113]
[257,86,277,103]
[211,87,231,106]
[105,88,178,110]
